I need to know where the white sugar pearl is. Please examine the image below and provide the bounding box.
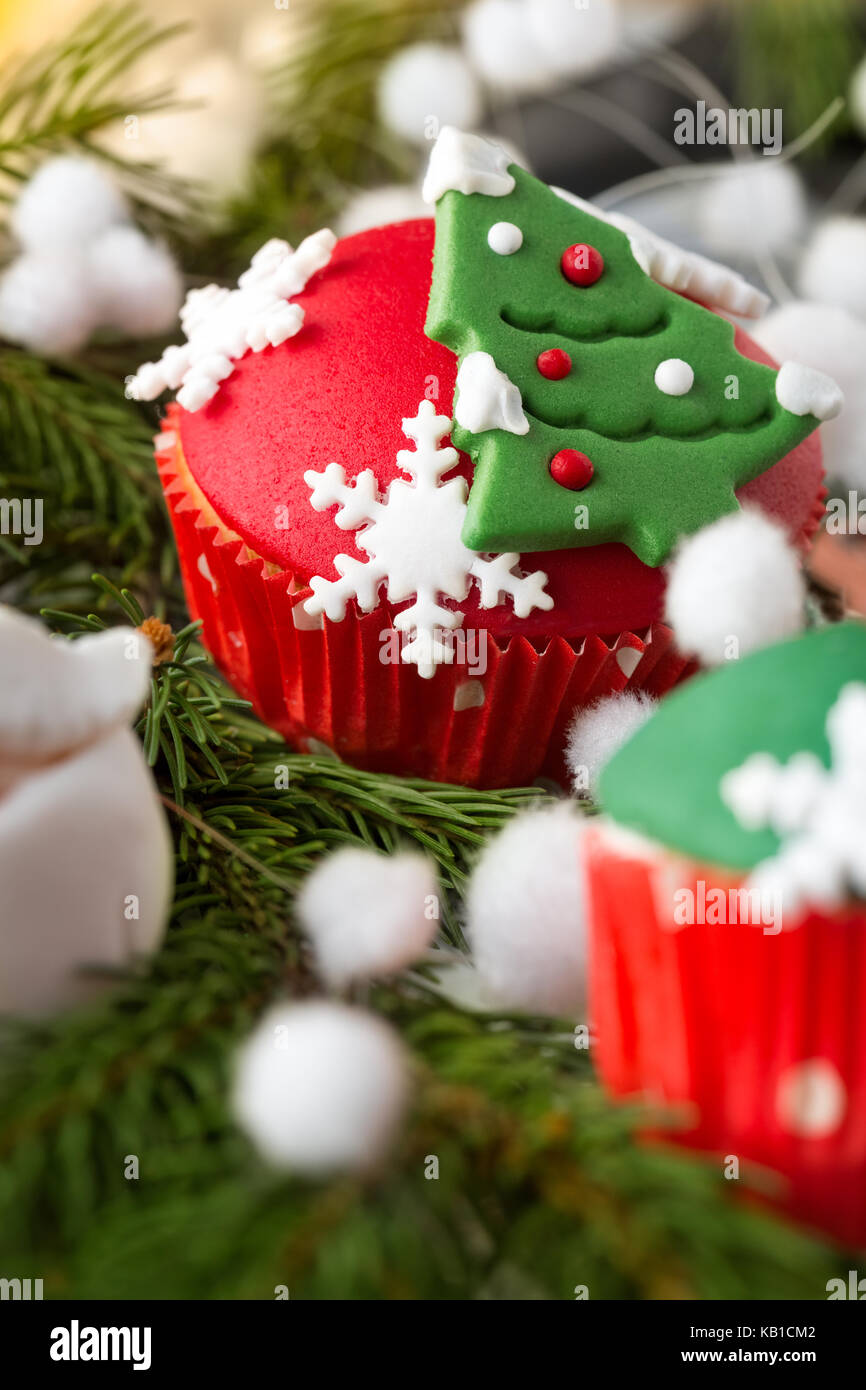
[488,221,523,255]
[654,358,694,396]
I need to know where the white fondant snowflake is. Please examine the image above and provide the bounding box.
[130,229,336,412]
[720,683,866,920]
[302,400,553,678]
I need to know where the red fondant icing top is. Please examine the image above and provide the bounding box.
[179,219,823,641]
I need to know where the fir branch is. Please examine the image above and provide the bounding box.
[0,356,177,614]
[0,970,841,1300]
[733,0,861,152]
[0,3,198,238]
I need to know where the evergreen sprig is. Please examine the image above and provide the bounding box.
[0,3,198,240]
[0,354,176,614]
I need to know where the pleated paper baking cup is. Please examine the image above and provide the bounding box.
[156,426,694,789]
[584,821,866,1247]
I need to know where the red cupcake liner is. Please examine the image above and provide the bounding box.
[584,822,866,1248]
[156,425,694,788]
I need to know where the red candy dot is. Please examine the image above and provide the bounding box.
[550,449,594,490]
[561,243,604,287]
[536,348,572,380]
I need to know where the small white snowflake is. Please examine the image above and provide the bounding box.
[720,683,866,920]
[130,229,336,412]
[302,400,553,679]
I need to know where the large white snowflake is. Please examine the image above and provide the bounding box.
[720,682,866,919]
[130,229,335,412]
[302,400,553,679]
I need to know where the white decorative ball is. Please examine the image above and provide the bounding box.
[797,216,866,321]
[697,161,807,258]
[462,0,552,95]
[11,157,129,252]
[87,225,183,338]
[654,357,694,396]
[751,300,866,489]
[296,846,439,988]
[377,43,483,146]
[525,0,620,79]
[664,509,805,667]
[487,221,523,255]
[0,252,94,354]
[465,802,587,1015]
[336,185,428,238]
[566,692,656,798]
[232,1001,409,1173]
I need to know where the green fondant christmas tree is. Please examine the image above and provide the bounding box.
[600,622,866,870]
[425,159,820,567]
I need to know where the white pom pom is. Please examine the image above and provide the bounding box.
[336,185,428,238]
[462,0,552,95]
[465,802,587,1015]
[232,1001,409,1173]
[296,847,439,987]
[664,509,805,666]
[750,300,866,490]
[697,162,807,258]
[0,252,94,354]
[566,692,656,797]
[377,43,482,146]
[12,157,129,252]
[87,225,183,337]
[798,217,866,321]
[525,0,620,79]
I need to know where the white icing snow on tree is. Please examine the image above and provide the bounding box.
[303,399,553,678]
[130,229,336,412]
[720,682,866,919]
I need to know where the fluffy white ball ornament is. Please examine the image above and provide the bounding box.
[232,1001,409,1173]
[0,607,172,1014]
[336,185,428,238]
[525,0,620,79]
[566,692,656,798]
[11,156,129,252]
[697,162,807,258]
[664,509,805,667]
[0,253,95,354]
[797,217,866,321]
[377,43,483,146]
[462,0,552,95]
[296,846,439,988]
[86,225,183,338]
[465,801,587,1015]
[751,301,866,490]
[0,156,182,353]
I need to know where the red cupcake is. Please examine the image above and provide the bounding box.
[586,622,866,1246]
[136,129,830,787]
